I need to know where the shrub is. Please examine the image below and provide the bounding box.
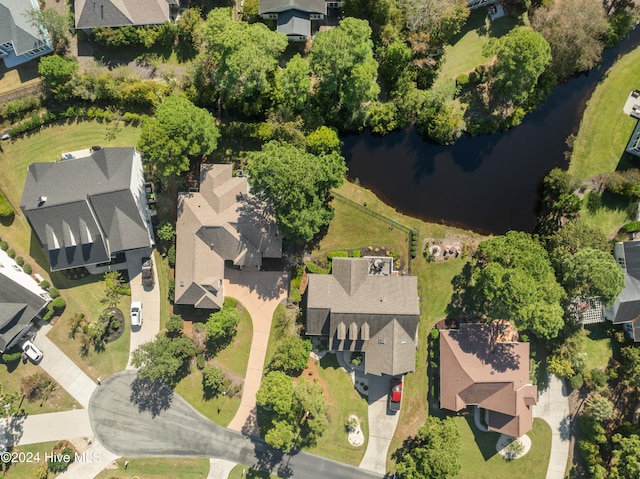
[39,280,50,289]
[2,350,22,364]
[590,368,608,388]
[196,352,205,369]
[623,221,640,233]
[2,95,41,119]
[166,314,184,337]
[456,73,469,87]
[7,249,15,259]
[0,191,13,217]
[0,241,7,251]
[15,256,24,266]
[156,221,176,242]
[430,328,440,340]
[327,251,349,259]
[23,264,32,274]
[306,263,329,274]
[520,334,529,342]
[351,249,362,258]
[48,287,60,298]
[47,446,74,473]
[168,278,175,303]
[570,373,584,390]
[51,297,66,311]
[167,244,176,267]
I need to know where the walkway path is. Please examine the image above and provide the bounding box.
[533,375,571,479]
[0,409,91,447]
[125,248,161,369]
[224,269,288,436]
[207,458,237,479]
[56,439,120,479]
[34,324,97,408]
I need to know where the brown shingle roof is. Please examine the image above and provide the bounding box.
[439,322,537,437]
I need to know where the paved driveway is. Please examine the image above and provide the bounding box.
[90,371,382,479]
[223,268,289,435]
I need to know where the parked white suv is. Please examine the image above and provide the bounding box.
[21,340,43,362]
[130,301,143,328]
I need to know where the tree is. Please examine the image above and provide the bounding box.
[620,346,640,388]
[489,27,551,106]
[0,384,18,417]
[265,419,297,453]
[25,8,71,52]
[274,54,311,118]
[202,365,225,396]
[561,248,625,305]
[101,271,128,309]
[531,0,608,81]
[166,314,184,338]
[395,416,461,479]
[131,334,195,385]
[305,126,342,155]
[586,393,615,421]
[156,220,176,242]
[256,370,294,415]
[206,305,240,346]
[546,219,611,270]
[399,0,469,45]
[293,378,328,444]
[38,55,78,99]
[20,373,53,403]
[309,18,380,130]
[268,337,312,375]
[611,433,640,478]
[464,231,566,339]
[246,141,347,244]
[138,97,220,186]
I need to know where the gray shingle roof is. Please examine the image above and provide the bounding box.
[0,274,48,352]
[75,0,173,29]
[277,10,311,37]
[20,147,152,271]
[259,0,326,14]
[0,0,50,56]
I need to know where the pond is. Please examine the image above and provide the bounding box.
[343,28,640,235]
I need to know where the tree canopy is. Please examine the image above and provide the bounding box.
[131,334,195,386]
[560,248,625,306]
[246,141,347,244]
[267,336,312,375]
[138,96,219,185]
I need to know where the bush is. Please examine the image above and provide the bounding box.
[327,251,349,259]
[351,249,362,258]
[590,368,608,388]
[1,95,41,119]
[456,73,469,87]
[570,374,584,390]
[15,256,24,266]
[0,241,7,251]
[51,297,66,311]
[48,287,60,298]
[166,314,184,337]
[23,264,32,274]
[156,221,176,242]
[0,191,13,217]
[7,249,15,259]
[47,446,74,473]
[623,221,640,233]
[2,350,22,364]
[430,328,440,340]
[39,280,50,289]
[168,278,175,303]
[196,352,205,369]
[167,244,176,267]
[306,263,329,274]
[520,334,529,342]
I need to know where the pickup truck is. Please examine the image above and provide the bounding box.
[142,257,154,288]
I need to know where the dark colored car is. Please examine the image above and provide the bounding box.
[142,257,154,288]
[389,377,403,412]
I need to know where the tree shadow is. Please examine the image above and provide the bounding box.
[1,414,26,447]
[560,414,572,441]
[129,377,173,418]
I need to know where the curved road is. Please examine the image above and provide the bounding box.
[90,371,383,479]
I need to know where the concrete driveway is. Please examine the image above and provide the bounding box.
[125,248,161,369]
[223,268,289,435]
[90,371,382,479]
[359,374,400,475]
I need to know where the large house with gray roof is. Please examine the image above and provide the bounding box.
[74,0,178,33]
[0,0,53,68]
[440,322,537,438]
[605,241,640,341]
[0,249,50,353]
[259,0,327,41]
[175,164,282,310]
[20,147,155,272]
[305,257,420,376]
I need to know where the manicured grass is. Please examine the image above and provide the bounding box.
[303,353,369,466]
[155,250,171,331]
[453,417,551,479]
[3,441,57,479]
[438,10,517,82]
[579,191,637,238]
[0,61,41,95]
[264,304,298,369]
[228,464,281,479]
[583,323,613,371]
[570,46,640,181]
[0,361,77,414]
[94,457,210,479]
[175,297,251,427]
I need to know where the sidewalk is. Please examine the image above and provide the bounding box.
[224,269,289,435]
[533,375,571,479]
[33,324,97,409]
[0,410,92,446]
[125,248,161,369]
[56,438,120,479]
[207,458,237,479]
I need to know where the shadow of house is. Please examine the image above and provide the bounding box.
[305,257,420,376]
[74,0,179,35]
[175,164,282,310]
[440,322,537,438]
[0,249,50,353]
[20,147,155,272]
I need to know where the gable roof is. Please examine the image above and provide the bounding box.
[608,242,640,339]
[259,0,326,14]
[277,10,311,37]
[175,164,282,309]
[20,147,152,271]
[74,0,174,29]
[439,323,537,438]
[0,0,51,56]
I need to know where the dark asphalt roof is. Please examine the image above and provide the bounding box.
[0,274,48,352]
[259,0,326,14]
[277,10,311,37]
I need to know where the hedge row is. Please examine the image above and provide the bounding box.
[0,191,13,217]
[623,221,640,233]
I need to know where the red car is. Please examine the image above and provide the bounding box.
[389,377,403,411]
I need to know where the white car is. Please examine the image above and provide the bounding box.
[21,340,43,362]
[130,301,143,327]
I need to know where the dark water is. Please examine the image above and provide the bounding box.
[343,28,640,235]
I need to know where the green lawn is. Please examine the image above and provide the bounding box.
[570,45,640,181]
[583,323,613,371]
[155,250,171,331]
[174,297,252,427]
[303,353,369,466]
[228,464,281,479]
[438,10,517,82]
[454,417,551,479]
[579,191,637,238]
[264,304,298,369]
[0,360,77,414]
[3,441,57,479]
[94,457,210,479]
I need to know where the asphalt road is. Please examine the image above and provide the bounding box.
[90,371,384,479]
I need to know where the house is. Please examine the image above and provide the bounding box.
[174,164,282,309]
[259,0,327,41]
[604,241,640,340]
[623,90,640,157]
[74,0,179,33]
[0,0,54,68]
[0,249,50,353]
[20,147,155,272]
[439,322,537,438]
[305,257,420,376]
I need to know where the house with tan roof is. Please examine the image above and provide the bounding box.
[439,322,537,438]
[174,164,282,310]
[74,0,178,33]
[305,257,420,376]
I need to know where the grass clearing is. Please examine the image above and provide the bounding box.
[583,323,613,371]
[94,457,210,479]
[3,441,57,479]
[579,191,637,238]
[302,353,369,466]
[228,464,281,479]
[212,297,253,378]
[155,250,171,331]
[454,417,551,479]
[570,45,640,181]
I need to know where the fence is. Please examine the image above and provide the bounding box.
[0,81,41,107]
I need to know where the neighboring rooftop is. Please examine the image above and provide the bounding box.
[259,0,326,14]
[74,0,176,30]
[0,0,51,55]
